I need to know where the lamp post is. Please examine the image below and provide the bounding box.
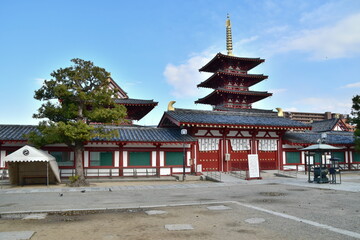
[181,128,187,181]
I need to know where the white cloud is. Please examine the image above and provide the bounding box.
[294,97,352,113]
[236,36,259,45]
[163,50,213,98]
[265,25,289,34]
[342,82,360,88]
[274,13,360,60]
[299,2,342,25]
[283,107,298,112]
[269,88,287,94]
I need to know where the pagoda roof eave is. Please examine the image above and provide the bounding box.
[195,89,272,105]
[216,88,272,96]
[197,71,268,88]
[196,88,272,101]
[199,53,265,73]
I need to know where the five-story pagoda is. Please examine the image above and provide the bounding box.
[195,15,272,111]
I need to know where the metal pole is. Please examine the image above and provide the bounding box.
[46,162,49,186]
[181,128,187,181]
[183,142,186,181]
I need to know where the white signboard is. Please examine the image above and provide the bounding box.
[248,154,260,178]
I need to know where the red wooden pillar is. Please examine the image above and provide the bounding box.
[220,128,229,172]
[190,142,195,174]
[276,131,285,170]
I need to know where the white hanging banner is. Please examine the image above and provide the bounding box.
[230,139,250,151]
[258,139,277,151]
[248,154,260,178]
[198,138,220,152]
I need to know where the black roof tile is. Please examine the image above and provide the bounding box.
[310,119,338,132]
[0,124,195,143]
[163,108,310,129]
[0,125,38,141]
[114,98,158,105]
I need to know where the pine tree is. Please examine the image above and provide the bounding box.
[28,58,127,186]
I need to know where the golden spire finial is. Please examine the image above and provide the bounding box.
[226,14,233,56]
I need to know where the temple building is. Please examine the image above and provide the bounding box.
[108,77,158,124]
[0,16,357,182]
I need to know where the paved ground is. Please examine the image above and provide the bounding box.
[0,171,359,239]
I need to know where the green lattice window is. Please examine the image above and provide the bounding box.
[90,152,113,166]
[332,152,345,162]
[286,152,301,164]
[314,152,323,164]
[50,152,74,166]
[353,152,360,162]
[166,152,183,166]
[129,152,151,166]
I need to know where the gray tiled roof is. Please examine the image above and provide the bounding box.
[114,98,158,105]
[310,119,338,132]
[0,125,38,141]
[284,131,354,145]
[94,126,195,142]
[0,124,195,143]
[213,106,278,115]
[163,108,310,129]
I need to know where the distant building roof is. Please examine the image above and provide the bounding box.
[283,131,354,145]
[310,119,339,132]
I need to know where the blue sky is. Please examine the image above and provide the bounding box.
[1,0,360,126]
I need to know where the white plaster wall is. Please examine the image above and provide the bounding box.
[187,151,191,166]
[269,132,278,137]
[160,151,164,166]
[210,130,222,136]
[114,151,120,167]
[0,150,6,168]
[195,130,207,136]
[123,151,128,167]
[283,151,286,165]
[84,151,89,167]
[160,168,171,175]
[241,131,251,137]
[227,131,238,137]
[152,151,156,167]
[257,131,266,137]
[172,167,190,173]
[227,130,252,137]
[194,144,197,167]
[301,151,305,164]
